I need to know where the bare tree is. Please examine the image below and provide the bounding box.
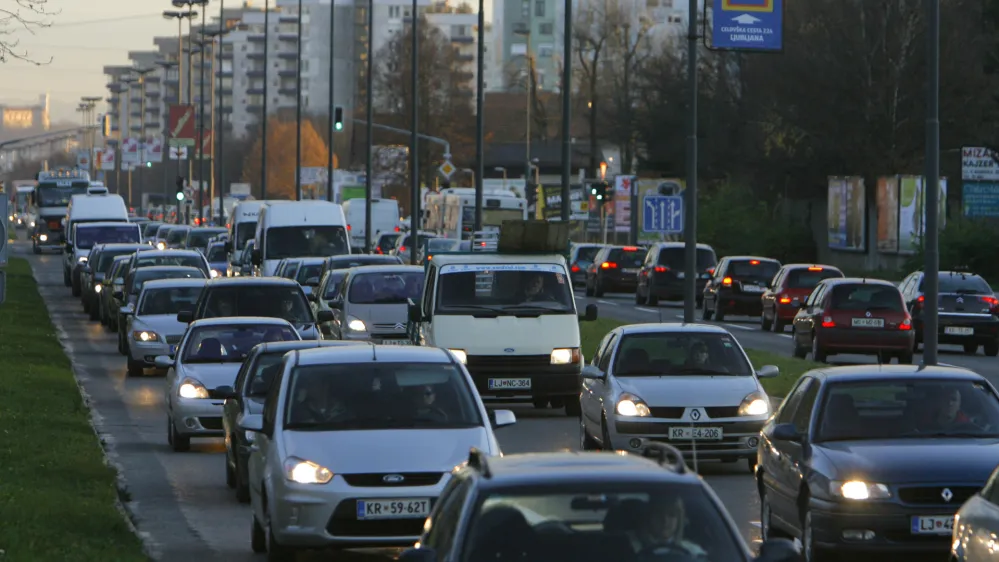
[601,9,653,174]
[1,0,56,64]
[573,0,613,178]
[503,56,552,142]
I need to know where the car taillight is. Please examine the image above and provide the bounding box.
[778,295,792,304]
[654,266,669,273]
[394,226,400,232]
[601,262,617,269]
[707,268,715,275]
[623,246,639,251]
[914,294,925,310]
[375,247,383,254]
[571,264,580,273]
[821,315,835,328]
[982,296,999,314]
[750,260,760,265]
[899,316,912,331]
[399,246,406,252]
[347,224,352,231]
[722,276,732,286]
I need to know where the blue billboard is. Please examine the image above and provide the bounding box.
[711,0,784,51]
[962,182,999,218]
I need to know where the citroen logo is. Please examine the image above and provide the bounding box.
[394,322,405,330]
[941,488,953,502]
[865,311,872,317]
[504,348,515,353]
[957,297,964,304]
[383,474,405,484]
[690,408,702,421]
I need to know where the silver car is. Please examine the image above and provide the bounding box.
[579,323,779,471]
[159,316,302,452]
[121,278,207,376]
[329,265,424,343]
[239,345,516,557]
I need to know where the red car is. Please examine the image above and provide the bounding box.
[761,264,844,332]
[791,278,915,364]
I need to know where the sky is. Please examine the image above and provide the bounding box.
[0,0,180,123]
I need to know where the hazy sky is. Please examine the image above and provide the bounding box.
[0,0,180,123]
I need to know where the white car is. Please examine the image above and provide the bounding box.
[239,345,516,558]
[121,277,207,376]
[159,316,302,452]
[579,323,779,471]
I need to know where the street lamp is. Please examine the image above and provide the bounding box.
[155,60,179,213]
[294,0,303,201]
[203,26,230,226]
[162,9,198,103]
[129,68,155,212]
[119,75,138,207]
[81,96,101,178]
[106,82,125,194]
[193,35,211,223]
[261,0,271,199]
[513,24,534,201]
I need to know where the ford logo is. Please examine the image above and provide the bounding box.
[504,348,515,353]
[383,474,405,484]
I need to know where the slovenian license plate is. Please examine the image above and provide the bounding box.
[944,326,974,336]
[911,515,953,535]
[742,285,765,293]
[356,498,430,520]
[488,378,531,390]
[669,427,723,440]
[852,318,885,328]
[378,339,412,345]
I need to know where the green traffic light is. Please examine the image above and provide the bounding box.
[334,122,343,131]
[176,192,185,201]
[146,161,152,168]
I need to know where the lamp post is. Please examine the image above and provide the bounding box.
[172,0,208,221]
[409,0,419,263]
[155,60,178,212]
[922,0,941,364]
[473,0,483,233]
[119,75,137,206]
[513,24,533,204]
[107,83,125,195]
[203,25,230,226]
[327,0,336,202]
[364,0,373,252]
[294,0,303,201]
[193,34,211,223]
[261,0,270,198]
[127,70,153,212]
[81,96,101,178]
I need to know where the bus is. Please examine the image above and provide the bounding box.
[424,188,528,240]
[29,168,91,253]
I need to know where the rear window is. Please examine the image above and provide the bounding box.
[658,248,717,269]
[574,246,601,263]
[377,234,399,253]
[606,247,644,268]
[829,284,904,312]
[132,268,206,293]
[785,268,843,289]
[143,223,162,237]
[186,229,226,249]
[921,274,993,295]
[246,353,286,397]
[166,228,189,244]
[202,285,313,324]
[135,255,206,272]
[727,260,780,280]
[295,264,324,284]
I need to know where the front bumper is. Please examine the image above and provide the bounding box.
[809,497,954,554]
[270,474,448,548]
[914,316,999,345]
[611,418,765,460]
[171,396,225,437]
[129,338,173,364]
[817,328,915,354]
[466,355,580,400]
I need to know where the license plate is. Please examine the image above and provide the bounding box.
[945,326,974,336]
[169,345,177,355]
[356,498,431,520]
[852,318,885,328]
[378,339,412,345]
[677,272,685,279]
[742,285,765,293]
[669,427,723,440]
[488,378,531,390]
[622,268,638,274]
[911,515,954,535]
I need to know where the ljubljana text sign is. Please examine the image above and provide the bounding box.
[711,0,784,52]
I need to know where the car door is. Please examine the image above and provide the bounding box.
[224,353,255,454]
[417,265,438,346]
[581,331,619,432]
[420,477,474,561]
[761,377,811,523]
[249,365,283,518]
[637,246,657,296]
[960,466,999,561]
[329,272,350,339]
[763,267,787,320]
[773,378,820,535]
[792,283,825,348]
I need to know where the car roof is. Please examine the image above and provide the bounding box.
[204,276,299,287]
[252,340,365,355]
[189,316,296,328]
[137,249,202,258]
[293,345,454,366]
[469,452,700,488]
[723,255,779,262]
[77,221,136,228]
[96,243,149,251]
[432,253,566,266]
[133,265,204,275]
[327,254,400,263]
[808,364,982,382]
[820,277,897,288]
[780,263,843,271]
[346,264,424,275]
[293,257,327,265]
[654,242,714,250]
[140,278,209,290]
[614,322,733,336]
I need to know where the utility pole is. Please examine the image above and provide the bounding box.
[261,0,271,198]
[922,0,941,364]
[411,0,421,262]
[214,1,227,225]
[682,0,698,323]
[197,7,208,221]
[294,0,304,201]
[473,0,483,233]
[364,0,374,252]
[559,0,571,222]
[327,0,336,202]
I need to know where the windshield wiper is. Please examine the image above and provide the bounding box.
[666,367,736,376]
[441,304,503,317]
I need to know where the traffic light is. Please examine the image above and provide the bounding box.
[145,161,152,168]
[333,106,343,131]
[102,114,111,137]
[175,176,185,201]
[590,181,609,203]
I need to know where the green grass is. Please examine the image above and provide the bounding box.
[579,317,822,397]
[0,259,147,561]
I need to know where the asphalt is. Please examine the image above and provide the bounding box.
[23,241,997,561]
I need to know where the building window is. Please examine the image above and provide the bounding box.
[389,6,401,18]
[538,43,554,57]
[451,24,469,36]
[539,23,553,35]
[534,0,545,18]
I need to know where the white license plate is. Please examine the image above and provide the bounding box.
[945,326,974,336]
[742,285,765,293]
[622,268,638,274]
[911,515,954,535]
[378,339,412,345]
[677,272,685,279]
[852,318,885,328]
[669,427,723,440]
[488,378,531,390]
[356,498,431,520]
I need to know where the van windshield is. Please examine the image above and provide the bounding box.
[234,222,256,248]
[76,225,139,249]
[265,226,350,260]
[37,184,88,206]
[436,264,575,315]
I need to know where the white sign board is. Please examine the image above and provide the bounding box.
[300,167,326,185]
[145,136,164,163]
[121,137,140,164]
[962,146,999,181]
[169,145,188,160]
[99,147,116,171]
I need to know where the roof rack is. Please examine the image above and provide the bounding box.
[641,443,687,474]
[467,447,492,478]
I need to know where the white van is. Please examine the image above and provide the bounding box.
[342,198,401,250]
[407,221,598,416]
[62,194,133,294]
[226,200,283,269]
[251,200,351,277]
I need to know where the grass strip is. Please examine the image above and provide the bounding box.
[0,258,147,561]
[579,317,821,397]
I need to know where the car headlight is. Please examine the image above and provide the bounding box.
[550,347,581,365]
[738,392,770,416]
[77,256,88,263]
[448,349,467,364]
[39,233,47,242]
[29,221,35,228]
[132,330,159,342]
[346,316,366,332]
[283,457,333,484]
[616,393,651,417]
[832,480,891,500]
[156,242,166,250]
[94,284,102,293]
[178,378,210,399]
[210,269,220,278]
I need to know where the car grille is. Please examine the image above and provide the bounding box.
[705,406,740,418]
[897,486,979,506]
[467,355,551,372]
[373,323,407,331]
[326,499,435,537]
[646,406,740,419]
[198,417,223,430]
[341,472,443,487]
[165,335,183,345]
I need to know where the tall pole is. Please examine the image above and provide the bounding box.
[327,0,336,202]
[922,0,940,365]
[186,6,195,223]
[175,15,184,223]
[139,78,147,210]
[115,87,122,196]
[682,0,698,323]
[364,0,373,252]
[217,2,226,225]
[559,0,571,222]
[198,10,207,220]
[261,0,270,198]
[411,0,420,263]
[472,0,483,233]
[294,0,303,200]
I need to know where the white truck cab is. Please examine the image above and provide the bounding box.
[407,221,598,415]
[251,200,351,277]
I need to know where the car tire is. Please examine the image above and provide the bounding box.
[236,464,251,504]
[126,357,144,377]
[63,268,71,287]
[266,513,295,561]
[714,304,726,322]
[89,304,99,321]
[773,318,785,333]
[251,515,267,553]
[759,486,778,541]
[791,329,808,359]
[800,508,831,562]
[594,281,605,298]
[585,280,594,297]
[985,341,999,357]
[580,417,600,450]
[82,296,90,314]
[701,299,713,321]
[811,335,827,363]
[898,350,914,365]
[601,415,613,451]
[760,311,772,331]
[964,343,979,355]
[634,290,643,305]
[32,243,41,255]
[168,416,191,452]
[564,399,582,417]
[646,291,659,307]
[533,398,550,409]
[71,276,81,297]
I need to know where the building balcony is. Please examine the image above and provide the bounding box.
[278,69,297,78]
[247,104,263,113]
[164,78,179,85]
[146,122,162,130]
[247,51,265,59]
[247,69,266,77]
[456,53,474,62]
[247,87,265,95]
[217,68,234,77]
[146,106,160,113]
[130,97,142,104]
[164,96,179,104]
[130,111,142,118]
[221,51,233,59]
[248,34,265,42]
[451,36,474,44]
[279,14,298,23]
[278,33,299,41]
[220,87,234,95]
[278,52,297,60]
[278,87,298,96]
[147,91,161,98]
[146,76,161,83]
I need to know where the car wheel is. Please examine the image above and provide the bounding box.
[760,486,777,540]
[634,289,643,305]
[225,451,236,489]
[126,356,145,377]
[791,329,808,359]
[532,398,550,409]
[985,341,999,357]
[236,461,251,504]
[266,511,296,561]
[564,398,581,417]
[801,509,829,562]
[63,268,71,287]
[773,317,785,333]
[82,297,90,314]
[760,310,772,331]
[963,343,979,355]
[168,416,190,452]
[811,335,827,363]
[89,303,99,321]
[594,280,605,297]
[701,299,713,321]
[32,243,41,255]
[714,303,726,322]
[585,280,594,297]
[251,515,267,553]
[71,277,81,297]
[647,291,659,306]
[579,417,599,451]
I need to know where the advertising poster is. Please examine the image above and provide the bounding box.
[827,176,866,251]
[897,176,947,254]
[876,176,899,253]
[962,181,999,218]
[613,175,634,233]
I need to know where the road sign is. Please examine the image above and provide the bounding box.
[643,195,683,234]
[76,150,90,170]
[121,137,140,164]
[711,0,783,51]
[193,130,213,159]
[168,104,196,146]
[300,167,326,185]
[169,146,188,160]
[438,160,456,179]
[146,136,164,163]
[99,147,116,170]
[0,195,8,267]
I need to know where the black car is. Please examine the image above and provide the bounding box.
[585,245,645,296]
[569,243,604,287]
[702,256,781,321]
[899,270,999,356]
[81,243,150,320]
[636,242,718,306]
[757,365,999,560]
[316,253,404,282]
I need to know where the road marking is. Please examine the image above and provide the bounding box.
[597,300,618,306]
[777,333,792,339]
[749,521,761,528]
[635,307,658,314]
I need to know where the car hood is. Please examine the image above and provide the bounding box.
[816,439,999,484]
[616,374,762,407]
[282,427,493,473]
[132,315,190,337]
[347,302,408,331]
[180,362,243,390]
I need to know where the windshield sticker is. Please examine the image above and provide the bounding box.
[440,263,564,274]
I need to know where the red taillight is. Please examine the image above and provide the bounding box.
[394,226,400,232]
[601,262,617,269]
[347,224,352,231]
[571,264,580,273]
[750,260,760,265]
[778,296,792,304]
[399,246,406,252]
[900,316,912,331]
[707,268,715,275]
[807,266,823,271]
[622,246,639,251]
[722,276,732,285]
[981,296,998,306]
[654,266,669,273]
[821,315,835,328]
[375,247,383,254]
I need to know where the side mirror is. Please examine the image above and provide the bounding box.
[753,538,802,562]
[153,355,173,369]
[238,413,264,433]
[579,303,598,322]
[771,423,803,443]
[251,248,261,265]
[112,290,123,300]
[398,548,437,562]
[316,309,335,323]
[216,385,237,400]
[177,309,194,323]
[408,300,423,323]
[756,365,780,379]
[487,409,517,428]
[120,304,135,316]
[581,365,606,380]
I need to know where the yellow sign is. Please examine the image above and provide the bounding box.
[3,109,33,129]
[438,161,456,178]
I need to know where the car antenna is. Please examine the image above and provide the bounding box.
[370,342,377,361]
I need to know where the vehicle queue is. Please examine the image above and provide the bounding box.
[48,191,999,562]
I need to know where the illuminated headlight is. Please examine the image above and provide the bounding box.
[738,392,770,416]
[156,242,166,250]
[616,393,651,417]
[832,480,892,500]
[210,269,220,278]
[283,457,333,484]
[8,215,12,221]
[94,284,102,293]
[77,256,88,263]
[448,349,467,364]
[346,316,366,332]
[550,348,581,365]
[178,378,210,399]
[132,330,159,342]
[29,221,35,228]
[39,234,48,242]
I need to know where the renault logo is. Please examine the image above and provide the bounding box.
[383,474,405,484]
[690,408,702,421]
[941,488,953,502]
[394,323,405,330]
